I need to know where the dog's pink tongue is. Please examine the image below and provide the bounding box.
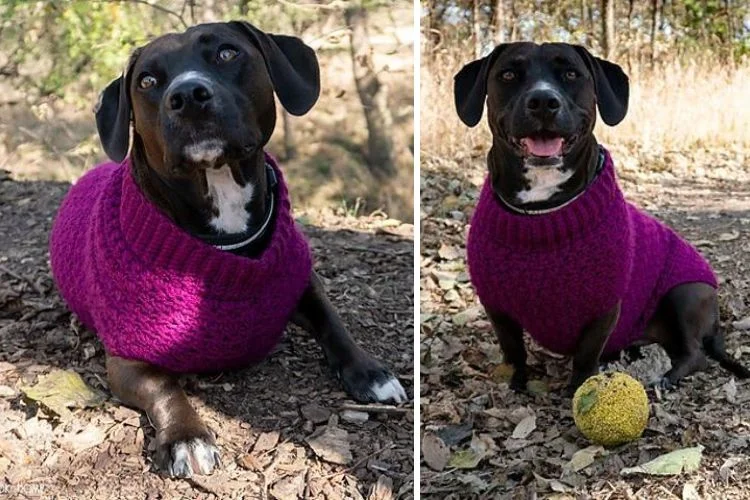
[521,137,563,157]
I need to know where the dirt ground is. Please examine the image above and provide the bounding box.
[0,169,414,499]
[420,144,750,499]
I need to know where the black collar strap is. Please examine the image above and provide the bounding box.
[196,163,278,252]
[497,147,606,216]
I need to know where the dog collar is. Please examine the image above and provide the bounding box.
[196,163,278,253]
[498,148,605,216]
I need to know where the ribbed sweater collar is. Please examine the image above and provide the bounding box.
[100,152,296,300]
[472,147,621,249]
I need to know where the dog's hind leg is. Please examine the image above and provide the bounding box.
[647,282,748,388]
[291,271,407,404]
[106,355,221,478]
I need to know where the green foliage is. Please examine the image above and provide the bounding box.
[0,0,329,106]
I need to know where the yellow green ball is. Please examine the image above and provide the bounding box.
[572,372,649,447]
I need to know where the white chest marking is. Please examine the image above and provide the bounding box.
[516,161,573,204]
[205,165,254,233]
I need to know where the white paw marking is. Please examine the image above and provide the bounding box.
[370,376,408,404]
[205,165,254,233]
[516,162,573,204]
[172,438,219,476]
[172,442,191,471]
[184,139,225,164]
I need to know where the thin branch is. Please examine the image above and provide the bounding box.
[275,0,349,11]
[100,0,189,28]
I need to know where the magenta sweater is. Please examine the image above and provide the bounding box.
[49,154,312,373]
[467,148,716,355]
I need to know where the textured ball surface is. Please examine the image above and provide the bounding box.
[572,372,649,447]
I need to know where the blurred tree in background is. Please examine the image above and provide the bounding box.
[422,0,750,68]
[0,1,414,220]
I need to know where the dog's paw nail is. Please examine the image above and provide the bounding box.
[370,375,407,404]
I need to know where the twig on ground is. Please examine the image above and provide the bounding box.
[340,403,409,415]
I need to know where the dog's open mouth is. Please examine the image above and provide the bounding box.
[512,132,577,158]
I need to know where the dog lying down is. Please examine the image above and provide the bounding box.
[50,21,407,478]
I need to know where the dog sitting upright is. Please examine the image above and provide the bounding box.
[453,42,750,395]
[49,21,406,478]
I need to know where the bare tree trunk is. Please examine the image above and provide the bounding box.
[725,0,735,62]
[473,0,482,57]
[601,0,615,59]
[201,0,217,22]
[282,109,296,160]
[344,6,395,179]
[238,0,250,16]
[650,0,659,66]
[494,0,505,43]
[509,0,517,41]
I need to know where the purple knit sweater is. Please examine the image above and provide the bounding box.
[467,148,716,355]
[49,154,312,373]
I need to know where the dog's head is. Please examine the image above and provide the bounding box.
[95,21,319,174]
[454,42,628,165]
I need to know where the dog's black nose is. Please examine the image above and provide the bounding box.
[525,89,561,118]
[166,81,214,113]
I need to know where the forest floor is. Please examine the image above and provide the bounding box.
[0,170,414,499]
[420,144,750,499]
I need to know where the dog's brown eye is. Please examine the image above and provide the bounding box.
[501,70,516,81]
[139,75,157,89]
[564,70,578,81]
[218,47,239,62]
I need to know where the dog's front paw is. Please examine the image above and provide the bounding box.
[155,425,222,478]
[337,356,408,404]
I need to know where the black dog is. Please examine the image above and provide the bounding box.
[90,21,406,477]
[454,42,749,395]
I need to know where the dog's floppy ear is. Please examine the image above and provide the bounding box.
[230,21,320,116]
[573,46,629,126]
[95,49,141,163]
[454,44,510,127]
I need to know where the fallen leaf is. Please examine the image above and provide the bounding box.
[718,230,740,241]
[527,379,549,395]
[367,475,394,500]
[452,306,482,326]
[21,369,105,421]
[301,403,331,424]
[58,424,105,454]
[0,385,16,397]
[732,317,750,330]
[534,472,572,493]
[490,364,514,383]
[682,482,700,500]
[254,431,280,452]
[448,433,488,469]
[621,445,704,476]
[565,445,605,473]
[449,449,483,469]
[436,422,473,446]
[723,378,738,404]
[306,426,352,465]
[438,244,462,261]
[270,472,305,500]
[719,457,744,482]
[511,415,536,439]
[422,433,449,471]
